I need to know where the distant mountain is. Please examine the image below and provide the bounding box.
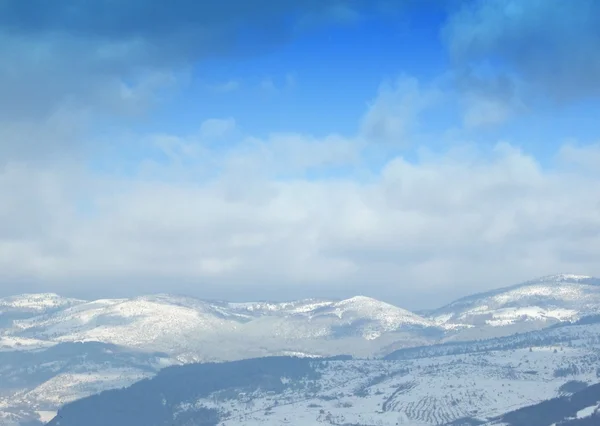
[431,274,600,340]
[0,294,84,330]
[6,275,600,360]
[0,294,85,314]
[4,294,440,360]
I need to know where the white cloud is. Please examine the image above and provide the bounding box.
[462,93,513,129]
[558,143,600,175]
[1,106,600,307]
[0,34,187,121]
[258,73,298,94]
[199,118,238,140]
[360,76,441,145]
[208,80,241,93]
[0,107,89,165]
[260,77,277,93]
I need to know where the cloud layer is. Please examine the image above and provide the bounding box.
[2,95,600,307]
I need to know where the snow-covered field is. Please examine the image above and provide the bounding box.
[175,344,600,426]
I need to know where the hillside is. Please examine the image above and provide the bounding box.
[45,323,600,426]
[485,380,600,426]
[431,274,600,341]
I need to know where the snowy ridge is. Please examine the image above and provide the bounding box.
[11,296,242,353]
[0,293,85,313]
[310,296,437,340]
[4,294,439,354]
[523,273,594,284]
[226,296,433,330]
[227,298,333,315]
[431,274,600,334]
[325,296,434,326]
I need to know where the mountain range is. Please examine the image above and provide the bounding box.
[1,273,600,425]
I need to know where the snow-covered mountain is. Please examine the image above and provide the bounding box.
[2,294,440,361]
[5,274,599,359]
[431,274,600,340]
[0,294,84,314]
[9,296,243,355]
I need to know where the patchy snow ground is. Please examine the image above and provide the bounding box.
[36,411,57,423]
[3,333,600,425]
[0,336,57,352]
[576,404,598,418]
[174,345,600,426]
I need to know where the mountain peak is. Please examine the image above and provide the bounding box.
[337,295,383,305]
[329,295,436,330]
[528,273,593,283]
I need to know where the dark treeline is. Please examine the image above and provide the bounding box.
[494,381,600,426]
[46,356,324,426]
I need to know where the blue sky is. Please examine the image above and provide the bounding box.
[158,8,448,134]
[1,0,600,308]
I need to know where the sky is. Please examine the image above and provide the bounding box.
[1,0,600,309]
